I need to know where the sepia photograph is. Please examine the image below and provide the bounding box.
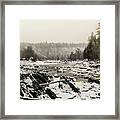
[3,2,117,117]
[20,20,100,100]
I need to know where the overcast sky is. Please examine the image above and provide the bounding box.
[20,20,99,43]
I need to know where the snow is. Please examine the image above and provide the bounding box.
[20,60,100,100]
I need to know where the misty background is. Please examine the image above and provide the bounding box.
[20,20,98,43]
[20,20,100,61]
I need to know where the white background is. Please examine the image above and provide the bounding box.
[5,5,115,115]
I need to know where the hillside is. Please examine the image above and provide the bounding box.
[20,42,87,60]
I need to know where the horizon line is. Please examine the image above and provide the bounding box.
[20,41,88,44]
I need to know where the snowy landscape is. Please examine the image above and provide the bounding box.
[20,20,100,100]
[20,60,100,100]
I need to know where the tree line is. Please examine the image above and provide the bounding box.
[20,23,100,61]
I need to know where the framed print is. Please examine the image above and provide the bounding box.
[0,0,119,119]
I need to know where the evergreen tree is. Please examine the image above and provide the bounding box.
[20,46,39,61]
[83,23,100,60]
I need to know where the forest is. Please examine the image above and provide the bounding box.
[20,23,100,61]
